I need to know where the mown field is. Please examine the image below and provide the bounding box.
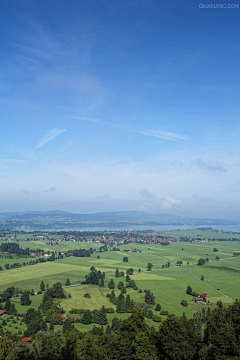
[0,237,240,332]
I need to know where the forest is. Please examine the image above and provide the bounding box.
[0,299,240,359]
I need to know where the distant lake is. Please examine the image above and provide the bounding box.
[21,224,240,233]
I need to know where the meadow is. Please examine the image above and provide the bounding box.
[0,236,240,332]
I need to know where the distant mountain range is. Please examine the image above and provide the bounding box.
[0,210,238,230]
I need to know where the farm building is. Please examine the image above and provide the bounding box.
[22,337,31,344]
[0,310,7,317]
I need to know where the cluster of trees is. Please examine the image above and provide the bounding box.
[109,276,138,293]
[108,291,135,313]
[99,245,108,252]
[147,263,153,271]
[176,260,183,266]
[126,268,134,275]
[21,291,31,306]
[186,285,198,297]
[162,261,171,269]
[197,258,206,266]
[144,290,155,305]
[2,300,17,315]
[1,301,239,360]
[114,268,125,277]
[72,248,93,257]
[0,243,30,256]
[24,308,48,337]
[109,247,120,251]
[0,286,20,302]
[83,267,105,286]
[0,262,23,271]
[39,282,65,317]
[79,306,114,325]
[233,252,240,256]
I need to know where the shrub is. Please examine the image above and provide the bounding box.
[160,311,168,315]
[105,308,115,313]
[181,300,188,307]
[84,293,91,298]
[152,315,161,322]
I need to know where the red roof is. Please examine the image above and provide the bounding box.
[0,310,7,316]
[22,337,31,343]
[62,315,67,319]
[198,292,207,296]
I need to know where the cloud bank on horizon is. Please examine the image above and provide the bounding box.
[0,0,240,220]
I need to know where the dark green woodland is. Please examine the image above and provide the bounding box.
[0,300,240,360]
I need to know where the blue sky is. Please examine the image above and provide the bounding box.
[1,0,240,219]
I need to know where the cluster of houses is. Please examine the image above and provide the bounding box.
[195,292,212,305]
[123,249,141,253]
[0,310,7,317]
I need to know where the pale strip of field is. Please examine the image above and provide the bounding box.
[89,259,120,264]
[209,297,233,305]
[0,262,89,286]
[134,273,176,281]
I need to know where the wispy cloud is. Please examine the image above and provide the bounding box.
[0,158,24,164]
[138,129,188,142]
[69,116,107,125]
[44,186,58,193]
[192,194,212,202]
[19,189,30,195]
[193,158,226,173]
[35,128,66,150]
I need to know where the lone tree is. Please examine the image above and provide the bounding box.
[9,303,17,316]
[65,278,70,286]
[197,258,206,266]
[115,268,120,278]
[108,279,115,289]
[181,300,188,307]
[98,306,108,325]
[186,285,192,295]
[40,281,45,292]
[147,263,153,271]
[21,290,31,306]
[123,256,128,262]
[126,268,134,275]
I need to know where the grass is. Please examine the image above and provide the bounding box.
[0,239,239,329]
[62,285,111,311]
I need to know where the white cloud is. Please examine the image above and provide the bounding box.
[161,196,183,210]
[35,128,66,149]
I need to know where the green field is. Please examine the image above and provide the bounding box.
[0,239,240,332]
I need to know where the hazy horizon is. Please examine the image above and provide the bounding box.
[1,1,240,220]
